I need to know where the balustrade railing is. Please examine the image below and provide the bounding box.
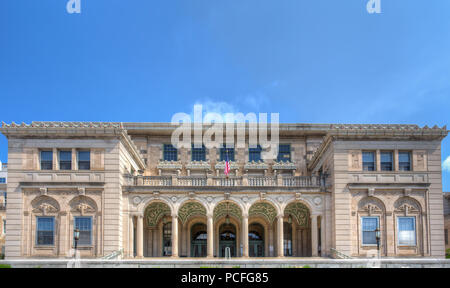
[248,176,277,186]
[129,175,326,188]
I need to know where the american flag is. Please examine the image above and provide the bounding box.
[224,152,231,176]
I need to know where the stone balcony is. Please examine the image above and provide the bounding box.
[126,174,327,189]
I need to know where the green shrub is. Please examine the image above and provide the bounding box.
[0,264,11,268]
[446,249,450,259]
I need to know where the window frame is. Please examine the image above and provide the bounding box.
[35,216,55,246]
[40,150,53,170]
[220,145,235,162]
[191,144,206,162]
[397,216,417,247]
[360,216,379,246]
[277,144,291,162]
[59,150,72,170]
[398,151,412,171]
[0,178,5,183]
[380,151,394,171]
[249,145,262,162]
[163,144,178,161]
[74,216,93,246]
[77,150,91,171]
[362,151,376,171]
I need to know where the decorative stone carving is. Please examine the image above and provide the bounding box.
[394,197,421,214]
[357,197,384,216]
[157,160,182,170]
[249,202,277,223]
[70,196,97,216]
[77,187,86,195]
[284,202,310,227]
[213,202,242,221]
[313,197,322,206]
[178,202,207,224]
[244,161,269,171]
[145,202,171,227]
[31,195,60,215]
[171,196,178,203]
[272,161,297,171]
[133,196,142,205]
[186,161,210,170]
[39,188,47,195]
[215,161,239,170]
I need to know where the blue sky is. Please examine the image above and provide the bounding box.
[0,0,449,190]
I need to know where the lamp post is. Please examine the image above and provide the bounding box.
[74,228,80,258]
[375,227,381,258]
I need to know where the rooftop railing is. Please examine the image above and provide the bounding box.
[126,174,327,188]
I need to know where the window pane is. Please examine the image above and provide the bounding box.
[163,144,177,161]
[36,217,54,245]
[75,217,92,245]
[380,152,393,171]
[398,217,416,246]
[78,151,90,170]
[41,151,53,170]
[399,152,411,171]
[361,217,378,245]
[362,152,375,171]
[277,144,291,162]
[249,145,262,162]
[59,151,72,170]
[191,145,206,161]
[220,146,235,162]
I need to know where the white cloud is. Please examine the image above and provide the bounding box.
[443,156,450,172]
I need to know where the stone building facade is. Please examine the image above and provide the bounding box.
[0,162,6,257]
[444,192,450,251]
[0,122,447,259]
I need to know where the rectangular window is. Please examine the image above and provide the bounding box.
[78,151,91,170]
[220,146,235,162]
[3,192,6,207]
[163,144,178,161]
[36,217,55,246]
[74,217,92,246]
[445,229,448,245]
[2,219,5,235]
[191,144,206,161]
[361,217,379,245]
[398,151,411,171]
[380,151,393,171]
[397,217,416,246]
[362,151,375,171]
[277,144,291,162]
[0,178,5,183]
[40,151,53,170]
[59,150,72,170]
[249,145,262,162]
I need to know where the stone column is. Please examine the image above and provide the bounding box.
[311,214,318,257]
[129,216,134,257]
[207,214,214,258]
[321,215,326,256]
[136,215,144,258]
[277,215,284,257]
[172,215,179,257]
[242,214,249,257]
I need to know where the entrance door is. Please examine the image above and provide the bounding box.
[219,223,236,257]
[249,223,264,257]
[191,223,207,257]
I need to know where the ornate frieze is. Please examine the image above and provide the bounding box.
[157,161,182,170]
[272,161,297,170]
[249,202,277,223]
[145,202,171,228]
[186,161,211,170]
[285,202,310,227]
[213,202,242,221]
[178,202,207,224]
[244,161,269,170]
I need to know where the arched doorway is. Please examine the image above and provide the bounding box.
[283,222,292,256]
[249,223,264,257]
[284,201,311,257]
[191,223,207,257]
[162,221,172,256]
[219,223,236,257]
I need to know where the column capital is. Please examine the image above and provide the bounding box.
[277,213,284,219]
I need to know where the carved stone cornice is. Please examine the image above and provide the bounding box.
[215,161,239,170]
[244,161,268,170]
[157,161,182,170]
[186,161,210,170]
[272,161,297,170]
